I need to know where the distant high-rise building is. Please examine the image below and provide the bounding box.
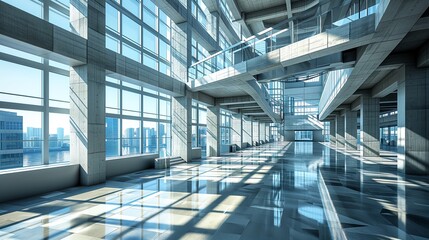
[49,134,58,148]
[26,127,42,148]
[57,128,64,147]
[106,118,119,157]
[0,110,23,169]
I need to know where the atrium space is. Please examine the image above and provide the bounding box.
[0,0,429,239]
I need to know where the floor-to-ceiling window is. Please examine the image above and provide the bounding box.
[191,101,207,156]
[220,110,232,152]
[0,45,70,170]
[105,76,171,158]
[105,0,171,76]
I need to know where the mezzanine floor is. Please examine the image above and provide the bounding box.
[0,142,428,240]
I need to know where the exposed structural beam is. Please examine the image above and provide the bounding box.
[225,0,252,37]
[227,103,261,110]
[351,98,361,111]
[256,51,356,83]
[371,65,403,98]
[0,2,86,65]
[318,0,429,120]
[417,40,429,68]
[411,17,429,32]
[240,110,266,115]
[285,0,294,43]
[192,91,215,106]
[216,95,256,105]
[244,0,320,24]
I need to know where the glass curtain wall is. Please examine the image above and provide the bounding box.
[0,45,70,170]
[105,0,172,76]
[220,110,232,148]
[1,0,72,32]
[105,77,172,158]
[191,101,207,156]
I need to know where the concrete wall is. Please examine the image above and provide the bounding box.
[0,164,79,203]
[106,154,158,179]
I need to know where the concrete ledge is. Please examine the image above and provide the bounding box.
[192,147,202,160]
[0,164,79,203]
[106,154,158,178]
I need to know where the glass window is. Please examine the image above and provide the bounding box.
[106,34,120,53]
[123,0,141,18]
[143,28,157,53]
[0,109,42,170]
[159,39,170,61]
[159,99,170,120]
[0,60,42,105]
[49,73,69,108]
[143,7,157,30]
[122,14,141,45]
[143,0,157,14]
[122,119,141,155]
[122,43,141,63]
[106,86,120,114]
[49,113,70,163]
[159,122,170,157]
[49,7,70,31]
[122,81,141,90]
[2,0,43,18]
[143,95,158,118]
[159,62,170,76]
[159,21,170,40]
[143,121,157,153]
[106,117,120,158]
[106,3,120,32]
[143,53,157,70]
[198,109,207,125]
[122,90,141,116]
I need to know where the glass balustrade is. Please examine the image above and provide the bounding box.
[188,1,379,81]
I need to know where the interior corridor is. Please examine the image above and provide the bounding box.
[1,142,428,239]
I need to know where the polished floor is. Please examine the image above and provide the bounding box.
[0,142,428,240]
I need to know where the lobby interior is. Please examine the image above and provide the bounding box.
[0,0,429,239]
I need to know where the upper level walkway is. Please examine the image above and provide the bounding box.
[188,1,379,91]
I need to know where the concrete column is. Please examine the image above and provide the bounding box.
[259,122,266,142]
[398,65,429,175]
[252,121,259,145]
[283,130,294,141]
[360,95,380,157]
[329,120,336,146]
[70,0,106,185]
[313,130,324,142]
[172,90,192,162]
[232,113,243,149]
[336,114,345,149]
[207,105,221,157]
[344,109,358,150]
[242,118,252,148]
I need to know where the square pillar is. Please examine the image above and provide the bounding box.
[336,114,345,149]
[242,117,252,148]
[259,122,266,142]
[70,65,106,185]
[252,121,259,145]
[398,65,429,175]
[70,0,106,186]
[172,90,192,162]
[207,105,221,157]
[232,113,243,149]
[344,109,358,150]
[360,95,380,157]
[329,120,336,146]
